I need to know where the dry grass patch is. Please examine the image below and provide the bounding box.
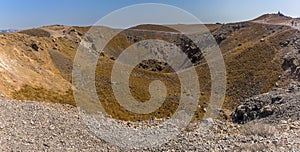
[241,122,277,137]
[12,85,75,106]
[19,29,51,38]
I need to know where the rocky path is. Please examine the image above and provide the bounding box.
[0,97,299,151]
[0,98,114,151]
[252,17,300,31]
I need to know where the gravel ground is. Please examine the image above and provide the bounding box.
[0,96,299,151]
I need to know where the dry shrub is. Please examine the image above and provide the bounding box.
[241,121,277,137]
[239,143,269,152]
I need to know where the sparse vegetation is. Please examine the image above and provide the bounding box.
[1,20,294,123]
[12,85,75,106]
[241,122,277,137]
[239,143,270,152]
[19,29,51,37]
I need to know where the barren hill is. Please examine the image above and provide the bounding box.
[0,17,299,121]
[253,12,292,23]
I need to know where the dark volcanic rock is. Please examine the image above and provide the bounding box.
[232,82,300,124]
[31,43,39,51]
[278,31,300,83]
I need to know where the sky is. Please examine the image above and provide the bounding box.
[1,0,300,30]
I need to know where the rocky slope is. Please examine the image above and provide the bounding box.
[232,81,300,124]
[0,21,292,120]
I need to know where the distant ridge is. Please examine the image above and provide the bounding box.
[252,12,293,24]
[0,29,18,34]
[253,12,292,21]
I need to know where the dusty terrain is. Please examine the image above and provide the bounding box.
[0,13,299,151]
[0,96,299,151]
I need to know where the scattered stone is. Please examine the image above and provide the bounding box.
[280,120,288,124]
[260,105,273,117]
[31,43,39,51]
[0,99,298,151]
[49,125,55,130]
[290,125,300,130]
[110,56,115,60]
[280,41,289,47]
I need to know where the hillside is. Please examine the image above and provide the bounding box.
[253,12,292,23]
[0,18,298,120]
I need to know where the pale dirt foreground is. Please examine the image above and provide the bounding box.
[0,95,299,151]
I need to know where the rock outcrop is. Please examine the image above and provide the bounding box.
[232,81,300,124]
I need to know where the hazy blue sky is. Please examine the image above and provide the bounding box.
[1,0,300,29]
